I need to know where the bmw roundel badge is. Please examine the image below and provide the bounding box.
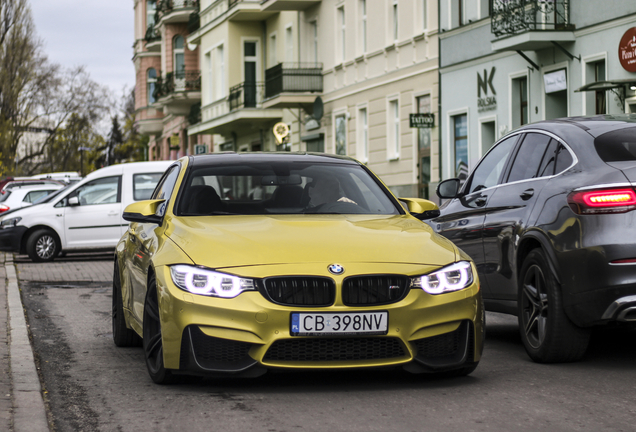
[328,264,345,275]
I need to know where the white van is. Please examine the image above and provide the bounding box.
[0,161,172,262]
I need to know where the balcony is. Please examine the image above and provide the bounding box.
[490,0,575,52]
[263,63,323,111]
[156,0,198,25]
[188,81,282,136]
[144,25,162,51]
[227,0,274,21]
[260,0,321,11]
[153,70,202,115]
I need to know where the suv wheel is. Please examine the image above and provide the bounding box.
[518,248,590,363]
[26,229,60,262]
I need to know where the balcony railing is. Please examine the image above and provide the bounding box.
[491,0,573,37]
[156,0,198,22]
[229,82,264,111]
[264,63,323,99]
[228,0,259,8]
[154,70,201,100]
[144,25,161,43]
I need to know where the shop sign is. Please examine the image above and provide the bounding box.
[409,113,435,128]
[194,144,208,154]
[477,67,497,112]
[169,134,180,150]
[544,69,567,94]
[619,27,636,72]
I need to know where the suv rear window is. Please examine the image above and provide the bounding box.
[594,127,636,162]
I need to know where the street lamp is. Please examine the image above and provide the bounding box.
[78,146,91,177]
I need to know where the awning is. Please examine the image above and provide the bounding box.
[574,79,636,92]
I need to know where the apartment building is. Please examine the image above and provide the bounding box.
[132,0,212,161]
[187,0,439,199]
[439,0,636,180]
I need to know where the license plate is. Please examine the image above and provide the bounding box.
[290,312,388,336]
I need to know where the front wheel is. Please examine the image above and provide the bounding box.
[26,229,60,262]
[518,249,590,363]
[143,273,174,384]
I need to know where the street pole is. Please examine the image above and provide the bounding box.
[78,147,91,177]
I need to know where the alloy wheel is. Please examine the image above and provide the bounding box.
[520,264,549,349]
[35,235,56,260]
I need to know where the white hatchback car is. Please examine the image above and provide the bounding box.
[0,184,64,214]
[0,161,171,262]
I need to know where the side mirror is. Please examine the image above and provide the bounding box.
[437,178,461,199]
[68,196,80,206]
[123,199,166,224]
[399,198,440,220]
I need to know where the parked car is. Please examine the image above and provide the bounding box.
[29,171,82,185]
[113,153,485,384]
[0,184,64,214]
[1,178,65,194]
[433,115,636,363]
[0,161,171,262]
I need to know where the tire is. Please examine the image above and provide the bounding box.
[518,249,590,363]
[26,229,60,262]
[143,273,175,384]
[112,262,142,347]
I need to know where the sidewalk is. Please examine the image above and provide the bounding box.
[2,254,51,432]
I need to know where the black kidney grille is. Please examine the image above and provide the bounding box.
[342,275,410,306]
[262,277,335,306]
[263,337,406,362]
[412,326,462,359]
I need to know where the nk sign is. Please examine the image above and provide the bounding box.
[410,113,435,128]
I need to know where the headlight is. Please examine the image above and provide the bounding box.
[169,264,255,298]
[0,217,21,229]
[411,261,474,295]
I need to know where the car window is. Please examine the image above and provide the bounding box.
[23,190,55,203]
[465,135,518,194]
[554,143,574,173]
[151,165,180,202]
[72,176,121,206]
[0,191,11,203]
[536,139,559,177]
[133,173,164,201]
[594,127,636,162]
[176,161,399,216]
[507,133,552,183]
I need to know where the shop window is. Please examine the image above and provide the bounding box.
[512,76,528,129]
[452,114,468,179]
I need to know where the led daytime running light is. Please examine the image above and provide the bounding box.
[170,265,255,298]
[413,261,474,295]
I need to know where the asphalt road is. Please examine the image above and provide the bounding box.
[16,253,636,432]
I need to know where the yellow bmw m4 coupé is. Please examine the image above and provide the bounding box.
[113,153,484,383]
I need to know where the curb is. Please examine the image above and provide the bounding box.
[6,254,50,432]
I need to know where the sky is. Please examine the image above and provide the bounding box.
[29,0,135,101]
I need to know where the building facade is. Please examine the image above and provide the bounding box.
[439,0,636,181]
[187,0,439,199]
[132,0,212,161]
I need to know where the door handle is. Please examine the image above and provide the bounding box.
[520,189,534,200]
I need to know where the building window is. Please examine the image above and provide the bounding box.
[269,33,277,68]
[147,68,157,105]
[311,21,318,63]
[453,114,468,179]
[146,0,155,27]
[173,35,185,76]
[387,99,400,159]
[216,45,225,99]
[595,61,606,114]
[335,114,347,155]
[357,107,368,163]
[512,76,528,129]
[421,0,427,32]
[417,95,431,198]
[244,41,257,108]
[359,0,367,54]
[392,0,399,42]
[204,52,212,102]
[338,6,345,63]
[285,26,293,62]
[452,0,465,28]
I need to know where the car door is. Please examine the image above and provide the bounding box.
[128,164,181,323]
[482,132,559,301]
[433,135,519,295]
[63,176,123,249]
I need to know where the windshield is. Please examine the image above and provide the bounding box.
[32,185,72,205]
[176,161,400,216]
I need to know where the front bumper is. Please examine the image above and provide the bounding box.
[154,265,484,375]
[0,226,27,253]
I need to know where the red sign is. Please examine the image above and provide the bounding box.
[619,27,636,72]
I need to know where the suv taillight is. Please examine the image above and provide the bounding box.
[0,205,9,213]
[567,188,636,214]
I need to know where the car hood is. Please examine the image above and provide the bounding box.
[166,214,458,269]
